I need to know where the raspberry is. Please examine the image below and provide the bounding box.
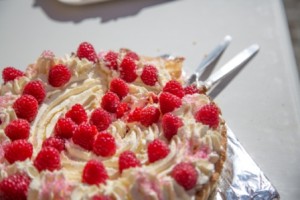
[147,139,170,163]
[159,92,182,114]
[72,123,98,151]
[2,66,25,84]
[163,80,184,98]
[4,119,30,141]
[124,51,139,61]
[171,162,198,190]
[4,140,33,164]
[184,85,199,95]
[82,160,108,185]
[65,104,88,125]
[110,78,129,99]
[0,173,31,200]
[42,136,65,153]
[162,113,183,141]
[13,94,38,122]
[93,132,116,157]
[54,118,77,139]
[48,64,71,87]
[127,107,142,122]
[90,108,112,132]
[104,51,118,70]
[76,42,97,63]
[34,147,61,172]
[141,65,158,86]
[140,106,160,127]
[92,195,113,200]
[119,57,138,83]
[22,80,46,104]
[119,150,141,173]
[116,102,130,118]
[195,103,220,129]
[101,92,120,113]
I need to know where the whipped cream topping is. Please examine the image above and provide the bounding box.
[0,49,226,200]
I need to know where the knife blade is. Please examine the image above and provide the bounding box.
[202,44,260,90]
[186,35,232,86]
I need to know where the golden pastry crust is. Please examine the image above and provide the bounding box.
[196,119,227,200]
[140,55,184,81]
[164,57,185,81]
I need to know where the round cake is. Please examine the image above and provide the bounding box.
[0,42,227,200]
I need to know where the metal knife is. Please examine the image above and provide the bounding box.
[200,44,260,90]
[186,35,232,86]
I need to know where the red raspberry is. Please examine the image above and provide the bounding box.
[0,173,31,200]
[104,51,118,70]
[127,107,142,122]
[184,84,199,95]
[147,139,170,163]
[92,195,113,200]
[159,92,182,114]
[162,113,183,141]
[171,162,198,190]
[72,123,98,151]
[22,80,46,104]
[195,103,220,129]
[4,140,33,164]
[13,94,38,122]
[54,118,77,139]
[34,147,61,172]
[82,160,108,185]
[163,80,184,98]
[110,78,129,99]
[90,108,112,132]
[140,106,160,127]
[101,92,120,113]
[119,57,137,83]
[124,51,139,61]
[141,65,158,86]
[2,66,25,84]
[116,102,130,118]
[93,132,116,157]
[42,136,65,153]
[119,150,141,173]
[48,64,71,87]
[4,119,30,141]
[65,104,88,125]
[76,42,97,63]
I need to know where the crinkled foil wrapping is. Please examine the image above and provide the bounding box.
[210,126,280,200]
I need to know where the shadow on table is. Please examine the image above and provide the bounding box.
[33,0,175,23]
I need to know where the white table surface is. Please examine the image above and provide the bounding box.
[1,0,300,199]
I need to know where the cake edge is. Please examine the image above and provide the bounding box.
[196,118,227,200]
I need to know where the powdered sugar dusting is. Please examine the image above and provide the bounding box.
[0,94,14,108]
[39,173,73,200]
[41,50,55,59]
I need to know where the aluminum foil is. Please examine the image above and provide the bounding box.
[210,126,280,200]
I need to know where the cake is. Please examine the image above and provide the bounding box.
[0,42,227,200]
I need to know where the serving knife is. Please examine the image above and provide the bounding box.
[198,44,260,91]
[186,35,232,86]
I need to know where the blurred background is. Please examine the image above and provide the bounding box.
[283,0,300,74]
